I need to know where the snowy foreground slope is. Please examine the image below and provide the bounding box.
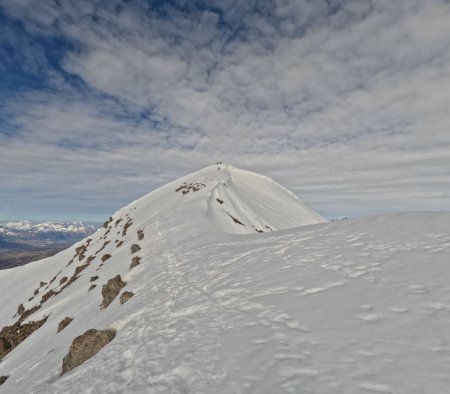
[1,165,450,394]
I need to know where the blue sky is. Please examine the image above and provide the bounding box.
[1,0,450,223]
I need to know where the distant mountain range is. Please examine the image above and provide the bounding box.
[0,221,100,269]
[0,221,98,243]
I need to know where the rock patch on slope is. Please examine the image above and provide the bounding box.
[101,254,111,262]
[120,291,134,304]
[175,182,206,194]
[59,262,90,292]
[0,316,48,359]
[16,304,25,317]
[61,329,116,376]
[130,256,141,270]
[101,275,126,309]
[130,244,141,254]
[227,212,245,226]
[18,305,41,323]
[122,219,133,236]
[41,289,58,304]
[102,217,113,229]
[137,229,144,240]
[95,241,110,255]
[57,317,73,333]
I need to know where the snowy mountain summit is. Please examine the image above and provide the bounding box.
[116,164,326,236]
[1,165,450,393]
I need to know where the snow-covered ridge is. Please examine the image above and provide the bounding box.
[1,165,449,393]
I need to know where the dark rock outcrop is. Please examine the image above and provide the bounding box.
[90,275,99,282]
[17,304,25,316]
[137,230,144,241]
[88,284,96,292]
[120,291,134,304]
[0,338,10,356]
[57,317,73,333]
[0,376,8,385]
[74,262,89,276]
[60,276,68,285]
[18,305,41,323]
[101,254,111,262]
[75,244,88,261]
[61,329,115,375]
[41,289,58,304]
[102,217,113,229]
[49,271,61,285]
[122,220,133,236]
[227,212,245,225]
[175,182,206,194]
[58,262,90,294]
[96,241,110,255]
[130,256,141,270]
[101,275,126,309]
[130,244,141,254]
[0,316,48,359]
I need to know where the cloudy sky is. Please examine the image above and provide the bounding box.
[1,0,450,222]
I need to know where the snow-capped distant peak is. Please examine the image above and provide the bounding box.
[4,220,33,231]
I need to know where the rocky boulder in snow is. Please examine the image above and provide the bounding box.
[129,256,141,270]
[130,244,141,254]
[0,316,48,359]
[61,329,115,375]
[100,275,126,309]
[57,317,73,333]
[119,291,134,304]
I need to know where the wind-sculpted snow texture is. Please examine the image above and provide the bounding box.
[0,165,449,393]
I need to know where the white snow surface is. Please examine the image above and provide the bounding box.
[1,165,450,393]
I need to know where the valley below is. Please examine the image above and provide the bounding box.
[0,241,73,270]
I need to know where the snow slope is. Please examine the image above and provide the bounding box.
[0,165,450,393]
